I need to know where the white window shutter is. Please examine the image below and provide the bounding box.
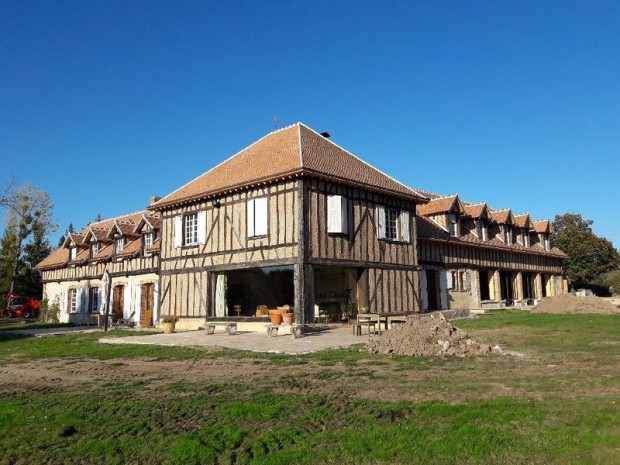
[376,206,386,239]
[63,290,68,313]
[197,211,207,244]
[446,271,453,290]
[173,216,183,247]
[327,195,347,234]
[399,210,410,243]
[255,197,268,236]
[247,199,255,237]
[77,288,84,313]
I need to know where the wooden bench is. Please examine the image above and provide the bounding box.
[266,323,303,338]
[205,322,237,335]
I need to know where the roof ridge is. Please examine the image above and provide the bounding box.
[88,209,149,227]
[297,123,304,168]
[153,124,300,207]
[298,122,427,201]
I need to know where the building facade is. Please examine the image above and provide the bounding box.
[36,123,566,328]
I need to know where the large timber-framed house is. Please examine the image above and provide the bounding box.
[36,122,567,329]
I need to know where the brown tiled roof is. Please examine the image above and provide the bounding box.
[65,233,86,246]
[514,214,532,229]
[490,209,513,224]
[416,216,566,258]
[116,238,142,258]
[463,203,489,219]
[532,219,552,233]
[34,247,70,270]
[35,210,161,270]
[151,123,427,210]
[417,195,458,216]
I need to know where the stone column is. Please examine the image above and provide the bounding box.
[515,272,524,302]
[493,270,501,302]
[534,273,543,300]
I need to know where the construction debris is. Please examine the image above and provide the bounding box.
[365,313,501,357]
[532,293,620,315]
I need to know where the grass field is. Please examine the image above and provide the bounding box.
[1,310,619,464]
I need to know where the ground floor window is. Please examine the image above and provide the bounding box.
[68,288,77,313]
[212,266,294,317]
[89,287,100,313]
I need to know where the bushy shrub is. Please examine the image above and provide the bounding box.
[39,297,60,323]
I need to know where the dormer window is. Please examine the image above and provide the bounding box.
[503,225,512,244]
[143,232,153,256]
[448,214,460,238]
[90,242,99,258]
[115,237,124,254]
[70,247,77,260]
[522,229,530,247]
[476,220,488,241]
[544,235,550,251]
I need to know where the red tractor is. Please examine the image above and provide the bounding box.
[1,292,41,319]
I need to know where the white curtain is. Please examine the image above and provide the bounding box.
[215,274,227,317]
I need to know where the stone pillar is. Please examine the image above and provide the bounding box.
[534,273,543,300]
[515,272,524,302]
[493,270,501,302]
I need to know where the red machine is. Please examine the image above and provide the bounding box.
[1,292,41,319]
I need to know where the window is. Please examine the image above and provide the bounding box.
[448,270,469,292]
[522,229,530,247]
[115,237,125,254]
[70,247,77,260]
[503,226,512,244]
[448,214,459,238]
[184,213,198,245]
[68,288,77,313]
[89,287,100,313]
[247,197,268,237]
[476,220,488,241]
[143,232,153,255]
[385,208,398,241]
[174,211,205,247]
[544,235,550,251]
[90,242,99,258]
[327,195,348,234]
[376,206,410,242]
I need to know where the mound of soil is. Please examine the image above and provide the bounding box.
[533,294,620,315]
[365,313,500,357]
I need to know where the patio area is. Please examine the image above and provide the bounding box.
[100,324,366,355]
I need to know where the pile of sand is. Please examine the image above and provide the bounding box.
[533,294,620,314]
[365,313,501,357]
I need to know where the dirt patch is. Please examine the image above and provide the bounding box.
[365,313,501,357]
[533,294,620,314]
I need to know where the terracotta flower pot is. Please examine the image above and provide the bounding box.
[162,322,176,334]
[282,312,294,325]
[269,314,282,325]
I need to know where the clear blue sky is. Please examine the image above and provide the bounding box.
[1,1,619,248]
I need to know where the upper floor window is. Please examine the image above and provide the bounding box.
[376,206,410,243]
[448,214,460,238]
[476,220,488,241]
[522,229,530,247]
[173,211,206,247]
[143,232,153,255]
[70,247,77,260]
[90,242,99,258]
[503,225,512,244]
[89,287,100,313]
[247,197,268,238]
[544,235,550,251]
[327,195,348,234]
[115,237,125,254]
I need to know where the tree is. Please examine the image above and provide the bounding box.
[0,183,56,297]
[57,223,75,248]
[605,270,620,296]
[552,213,620,287]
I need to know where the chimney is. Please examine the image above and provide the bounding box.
[149,196,162,206]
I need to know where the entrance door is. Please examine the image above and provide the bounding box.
[140,283,154,327]
[112,285,124,320]
[426,270,440,310]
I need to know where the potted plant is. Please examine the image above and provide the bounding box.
[282,311,294,325]
[268,308,283,325]
[160,315,179,334]
[256,304,268,317]
[360,306,369,314]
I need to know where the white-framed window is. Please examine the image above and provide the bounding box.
[68,288,77,313]
[115,237,124,254]
[376,206,410,242]
[184,213,198,245]
[90,242,99,258]
[475,220,488,241]
[143,232,153,255]
[89,287,100,313]
[247,197,268,238]
[70,247,77,260]
[544,235,550,251]
[448,214,460,238]
[503,226,512,244]
[327,195,348,234]
[522,229,530,247]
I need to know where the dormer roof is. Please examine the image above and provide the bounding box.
[514,213,532,229]
[532,219,553,234]
[490,209,514,225]
[417,194,463,216]
[133,214,162,235]
[463,202,491,220]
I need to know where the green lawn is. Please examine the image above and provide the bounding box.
[1,311,619,464]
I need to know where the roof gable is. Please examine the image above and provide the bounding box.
[514,213,532,229]
[490,209,514,225]
[463,202,491,220]
[532,219,553,233]
[417,194,462,216]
